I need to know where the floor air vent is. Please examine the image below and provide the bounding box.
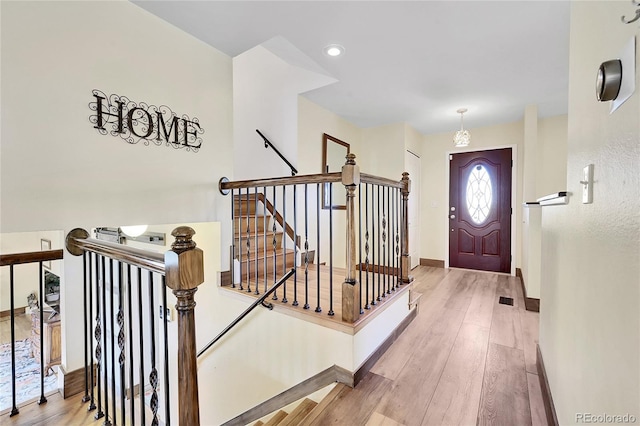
[498,296,514,306]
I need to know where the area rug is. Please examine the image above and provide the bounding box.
[0,339,57,414]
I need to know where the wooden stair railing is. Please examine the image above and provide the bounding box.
[220,154,412,324]
[66,226,204,426]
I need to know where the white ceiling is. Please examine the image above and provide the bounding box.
[132,1,570,135]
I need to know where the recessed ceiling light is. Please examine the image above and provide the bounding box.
[324,44,345,57]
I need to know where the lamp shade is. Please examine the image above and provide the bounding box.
[120,225,148,238]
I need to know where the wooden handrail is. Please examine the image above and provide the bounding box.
[0,249,63,267]
[66,228,165,274]
[220,172,342,190]
[360,173,404,189]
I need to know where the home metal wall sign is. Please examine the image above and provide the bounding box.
[89,89,204,152]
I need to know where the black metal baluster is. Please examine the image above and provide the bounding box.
[382,186,387,298]
[9,265,19,416]
[263,187,268,294]
[282,185,288,303]
[293,185,299,306]
[371,185,377,306]
[359,183,364,314]
[88,253,96,411]
[231,189,236,289]
[162,277,171,426]
[377,185,382,302]
[315,183,322,313]
[303,184,310,310]
[83,252,90,403]
[400,187,405,286]
[365,183,371,310]
[110,259,116,426]
[148,271,159,426]
[385,186,395,294]
[272,186,278,300]
[394,187,399,290]
[328,182,334,316]
[246,188,251,293]
[94,256,105,420]
[101,256,111,425]
[126,264,135,425]
[117,262,126,426]
[255,187,260,295]
[238,189,244,291]
[38,262,47,405]
[137,268,146,426]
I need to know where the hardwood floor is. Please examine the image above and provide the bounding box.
[317,266,547,426]
[1,266,546,425]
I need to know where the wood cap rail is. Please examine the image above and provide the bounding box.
[0,249,64,267]
[219,172,342,190]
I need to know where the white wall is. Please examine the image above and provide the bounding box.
[361,123,405,179]
[1,0,233,376]
[539,1,639,423]
[537,114,568,198]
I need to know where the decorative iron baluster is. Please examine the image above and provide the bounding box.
[117,262,126,426]
[395,188,400,289]
[293,185,299,306]
[387,186,392,294]
[315,183,322,313]
[282,185,288,303]
[359,183,364,314]
[101,256,111,426]
[88,253,96,411]
[382,186,387,298]
[148,270,159,426]
[9,265,19,416]
[303,184,310,309]
[246,188,251,293]
[126,264,135,425]
[365,183,371,310]
[377,185,382,302]
[109,259,116,426]
[82,253,90,403]
[137,268,146,426]
[162,276,171,426]
[272,186,278,300]
[94,256,105,420]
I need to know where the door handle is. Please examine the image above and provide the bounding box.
[450,214,455,219]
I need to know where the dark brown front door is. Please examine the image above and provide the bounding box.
[449,148,512,273]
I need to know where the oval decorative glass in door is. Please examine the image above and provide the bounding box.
[466,164,492,224]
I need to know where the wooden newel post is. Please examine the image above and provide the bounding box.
[342,153,361,323]
[401,172,414,284]
[164,227,204,426]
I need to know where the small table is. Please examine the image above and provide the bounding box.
[31,310,61,375]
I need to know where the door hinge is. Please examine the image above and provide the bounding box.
[511,159,513,167]
[511,208,513,214]
[510,255,512,261]
[449,155,453,160]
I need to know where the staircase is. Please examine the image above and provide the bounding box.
[252,384,349,426]
[233,193,296,282]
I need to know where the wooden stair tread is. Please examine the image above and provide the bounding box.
[254,421,264,426]
[264,410,289,426]
[298,384,350,426]
[278,398,317,426]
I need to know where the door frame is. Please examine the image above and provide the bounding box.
[443,144,517,276]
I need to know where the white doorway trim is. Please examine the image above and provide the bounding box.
[444,144,517,276]
[406,149,421,270]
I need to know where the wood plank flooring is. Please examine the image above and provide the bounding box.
[2,266,545,426]
[307,266,547,426]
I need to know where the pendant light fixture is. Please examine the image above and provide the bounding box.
[453,108,471,148]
